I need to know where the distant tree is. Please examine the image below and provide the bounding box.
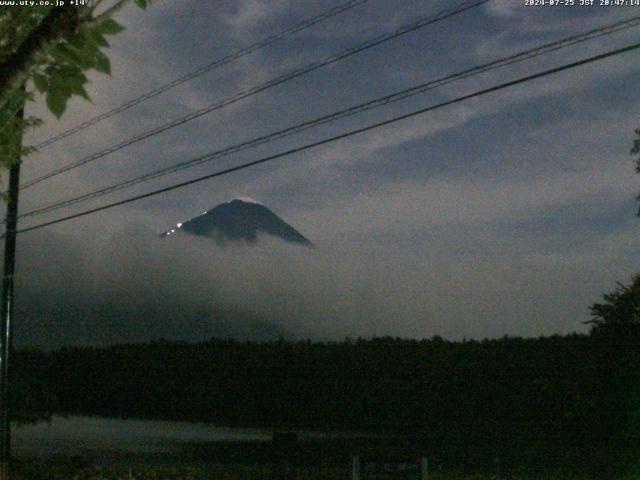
[585,274,640,337]
[584,275,640,477]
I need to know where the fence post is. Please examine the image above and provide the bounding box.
[421,457,428,480]
[352,455,360,480]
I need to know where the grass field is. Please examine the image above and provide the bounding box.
[12,438,637,479]
[12,460,638,480]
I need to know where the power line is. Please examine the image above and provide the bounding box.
[16,15,640,221]
[32,0,370,150]
[11,41,640,237]
[21,0,490,190]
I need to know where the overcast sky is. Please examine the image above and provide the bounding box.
[10,0,640,347]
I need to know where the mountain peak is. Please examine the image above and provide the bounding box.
[161,199,312,247]
[232,196,263,206]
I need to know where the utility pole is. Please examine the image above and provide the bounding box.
[0,106,23,480]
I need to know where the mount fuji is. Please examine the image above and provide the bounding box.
[161,198,312,247]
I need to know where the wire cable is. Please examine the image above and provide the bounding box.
[16,15,640,221]
[10,41,640,237]
[21,0,490,190]
[32,0,370,150]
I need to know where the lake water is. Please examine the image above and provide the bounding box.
[13,416,269,457]
[12,416,384,463]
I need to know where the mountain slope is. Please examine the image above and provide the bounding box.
[162,199,312,246]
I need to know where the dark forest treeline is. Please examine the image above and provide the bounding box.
[43,334,600,427]
[14,329,640,476]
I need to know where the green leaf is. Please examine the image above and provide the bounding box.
[68,80,90,101]
[67,33,86,49]
[48,44,81,65]
[98,18,125,36]
[93,52,111,75]
[49,71,72,101]
[46,90,68,118]
[58,64,87,83]
[67,43,100,69]
[135,0,148,9]
[86,28,109,48]
[32,73,48,93]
